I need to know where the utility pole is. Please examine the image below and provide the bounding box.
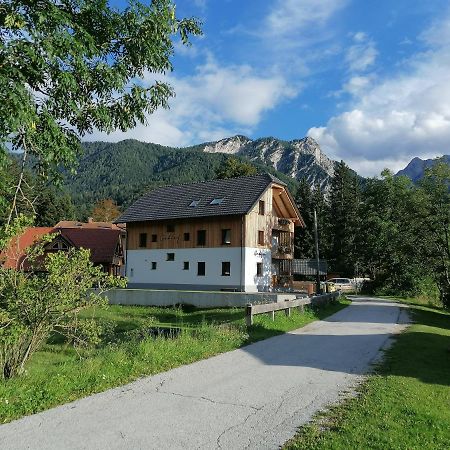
[314,208,321,294]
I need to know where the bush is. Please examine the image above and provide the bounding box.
[0,246,125,379]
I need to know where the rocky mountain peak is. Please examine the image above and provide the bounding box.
[203,135,252,154]
[200,134,336,190]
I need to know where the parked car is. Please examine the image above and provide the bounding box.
[327,278,355,292]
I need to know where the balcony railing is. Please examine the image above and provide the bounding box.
[272,217,292,230]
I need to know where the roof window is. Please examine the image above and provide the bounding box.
[210,198,224,205]
[189,200,200,207]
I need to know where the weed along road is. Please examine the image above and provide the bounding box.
[0,297,409,450]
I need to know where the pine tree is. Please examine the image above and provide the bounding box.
[329,161,361,275]
[312,183,333,262]
[294,178,315,258]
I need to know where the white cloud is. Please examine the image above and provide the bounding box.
[345,32,378,72]
[266,0,348,36]
[308,14,450,176]
[342,75,373,96]
[87,58,297,147]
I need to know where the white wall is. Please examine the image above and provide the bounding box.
[243,247,272,292]
[126,247,274,292]
[126,248,243,289]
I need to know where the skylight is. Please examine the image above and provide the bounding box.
[189,200,200,207]
[210,198,224,205]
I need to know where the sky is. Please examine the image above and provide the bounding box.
[89,0,450,176]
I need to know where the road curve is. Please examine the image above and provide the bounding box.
[0,297,409,450]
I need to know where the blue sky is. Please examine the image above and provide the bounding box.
[91,0,450,176]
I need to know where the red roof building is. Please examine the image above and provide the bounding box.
[0,227,54,270]
[1,222,125,276]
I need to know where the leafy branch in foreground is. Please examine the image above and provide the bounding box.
[0,225,126,379]
[0,0,201,223]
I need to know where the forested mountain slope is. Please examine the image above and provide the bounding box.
[65,139,298,218]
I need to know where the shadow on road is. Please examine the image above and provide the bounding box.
[241,329,396,376]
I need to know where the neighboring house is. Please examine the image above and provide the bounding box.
[0,227,54,270]
[115,174,304,292]
[52,226,125,276]
[1,222,125,276]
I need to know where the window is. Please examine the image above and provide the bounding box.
[197,229,206,246]
[259,200,265,215]
[51,241,69,250]
[258,230,264,245]
[222,262,231,276]
[197,262,206,276]
[167,224,175,232]
[151,262,157,270]
[167,253,175,261]
[183,261,190,270]
[184,232,190,241]
[151,234,157,243]
[189,200,200,207]
[221,229,231,245]
[210,198,224,205]
[139,233,147,248]
[256,262,263,277]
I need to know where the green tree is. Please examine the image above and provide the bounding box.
[215,157,257,179]
[312,183,333,262]
[329,161,361,275]
[34,186,75,226]
[418,163,450,307]
[358,171,424,295]
[0,157,75,227]
[0,0,201,223]
[294,178,315,258]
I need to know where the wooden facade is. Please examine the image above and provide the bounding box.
[127,215,243,250]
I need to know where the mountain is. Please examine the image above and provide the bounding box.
[64,139,298,219]
[396,155,450,183]
[197,135,335,190]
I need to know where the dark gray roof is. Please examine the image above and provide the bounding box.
[116,173,286,223]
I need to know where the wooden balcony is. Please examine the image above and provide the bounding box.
[271,217,292,231]
[271,230,294,259]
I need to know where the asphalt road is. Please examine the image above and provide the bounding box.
[0,296,409,450]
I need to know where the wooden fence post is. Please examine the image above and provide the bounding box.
[246,304,253,326]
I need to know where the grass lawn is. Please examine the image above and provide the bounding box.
[0,298,350,424]
[284,302,450,450]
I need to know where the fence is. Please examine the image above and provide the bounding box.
[245,292,340,326]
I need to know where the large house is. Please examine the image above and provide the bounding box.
[116,174,304,292]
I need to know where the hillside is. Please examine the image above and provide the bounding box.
[65,140,298,219]
[396,155,450,182]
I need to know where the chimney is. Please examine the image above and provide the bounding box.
[87,217,93,223]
